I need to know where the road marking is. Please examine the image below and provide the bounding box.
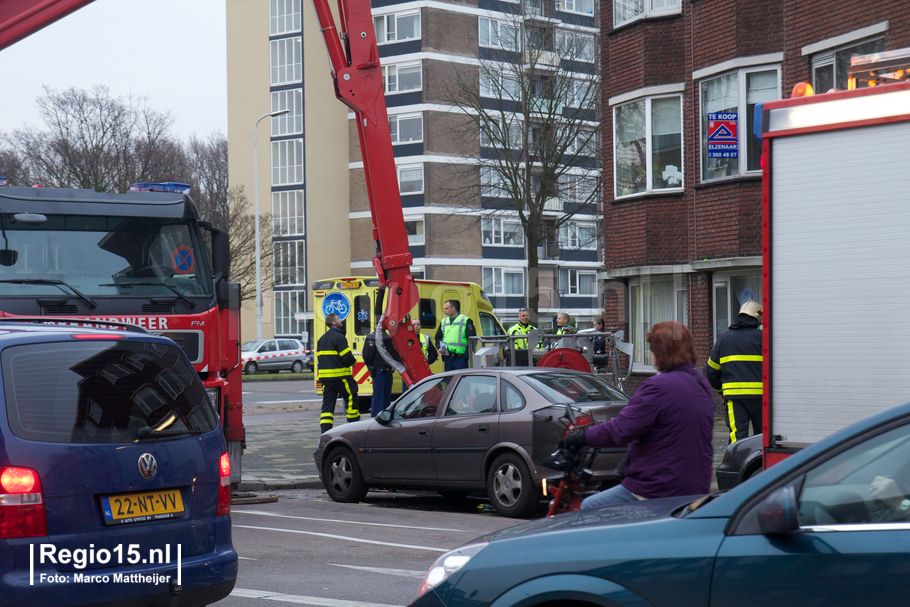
[233,524,447,552]
[329,564,426,579]
[231,588,402,606]
[233,509,467,532]
[239,556,257,560]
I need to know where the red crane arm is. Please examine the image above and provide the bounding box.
[0,0,95,51]
[311,0,431,385]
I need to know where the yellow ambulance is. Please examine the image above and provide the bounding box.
[312,277,507,408]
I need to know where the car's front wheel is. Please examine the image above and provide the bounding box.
[243,361,258,375]
[487,452,540,518]
[291,360,304,373]
[323,447,368,503]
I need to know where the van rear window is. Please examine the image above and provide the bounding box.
[2,340,217,444]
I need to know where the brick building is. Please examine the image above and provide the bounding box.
[599,0,910,393]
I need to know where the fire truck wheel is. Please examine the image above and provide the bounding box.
[243,361,258,375]
[291,360,304,373]
[487,452,540,518]
[323,447,368,503]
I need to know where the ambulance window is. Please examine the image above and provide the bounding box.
[354,295,371,335]
[419,299,436,329]
[480,312,506,336]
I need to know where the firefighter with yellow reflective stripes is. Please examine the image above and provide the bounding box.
[706,299,763,443]
[316,313,360,433]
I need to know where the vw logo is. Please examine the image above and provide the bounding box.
[138,453,158,481]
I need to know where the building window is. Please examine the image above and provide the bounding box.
[405,219,425,245]
[274,240,306,286]
[270,0,301,36]
[562,127,598,155]
[700,67,779,181]
[397,164,423,194]
[629,275,687,366]
[614,0,680,27]
[272,190,305,237]
[383,61,422,94]
[270,37,302,86]
[480,68,521,100]
[561,0,594,15]
[482,216,524,246]
[274,290,306,337]
[389,113,423,144]
[713,272,761,342]
[271,139,304,186]
[559,269,596,295]
[558,174,597,203]
[483,267,525,295]
[614,94,682,198]
[558,222,597,249]
[271,89,303,136]
[374,11,420,44]
[479,17,519,51]
[568,78,596,109]
[812,38,884,93]
[480,166,507,198]
[480,117,522,149]
[555,30,595,63]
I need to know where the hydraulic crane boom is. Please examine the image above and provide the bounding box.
[311,0,432,386]
[0,0,95,51]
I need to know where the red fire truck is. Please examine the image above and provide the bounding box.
[0,184,245,483]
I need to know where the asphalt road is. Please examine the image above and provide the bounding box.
[215,488,517,606]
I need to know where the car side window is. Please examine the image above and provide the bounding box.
[260,341,278,353]
[445,375,497,416]
[278,340,294,350]
[392,377,450,420]
[501,380,525,412]
[798,422,910,526]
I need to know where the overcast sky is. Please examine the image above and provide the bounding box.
[0,0,227,141]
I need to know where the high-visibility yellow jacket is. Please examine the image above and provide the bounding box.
[507,322,536,349]
[706,315,763,399]
[316,328,357,380]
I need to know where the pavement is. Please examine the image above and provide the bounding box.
[236,400,736,494]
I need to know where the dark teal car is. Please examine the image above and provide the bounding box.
[410,401,910,607]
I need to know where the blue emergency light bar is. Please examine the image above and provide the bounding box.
[0,177,8,186]
[129,182,191,194]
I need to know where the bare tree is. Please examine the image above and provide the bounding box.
[441,12,602,323]
[185,134,273,302]
[0,147,29,186]
[3,85,185,192]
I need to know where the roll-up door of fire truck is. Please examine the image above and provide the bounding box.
[770,120,910,447]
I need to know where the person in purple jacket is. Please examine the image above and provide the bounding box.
[559,321,715,509]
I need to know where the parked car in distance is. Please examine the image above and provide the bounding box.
[410,400,910,607]
[716,433,764,490]
[315,368,629,518]
[0,322,237,606]
[241,338,309,374]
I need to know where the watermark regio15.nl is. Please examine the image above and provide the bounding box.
[30,543,180,586]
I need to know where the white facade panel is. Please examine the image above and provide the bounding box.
[771,120,910,445]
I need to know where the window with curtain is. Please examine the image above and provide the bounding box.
[483,268,524,295]
[614,0,679,27]
[480,166,507,198]
[383,62,422,94]
[630,276,687,365]
[482,216,524,246]
[701,67,779,181]
[480,68,521,100]
[615,95,682,197]
[479,17,519,51]
[812,38,884,93]
[559,269,597,295]
[397,164,424,194]
[405,219,425,245]
[389,113,423,144]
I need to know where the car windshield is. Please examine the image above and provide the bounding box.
[2,338,217,444]
[0,214,212,298]
[242,341,265,352]
[521,372,627,403]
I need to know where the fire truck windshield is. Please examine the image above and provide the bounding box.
[0,214,213,299]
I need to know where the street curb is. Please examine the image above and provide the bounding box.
[237,476,324,492]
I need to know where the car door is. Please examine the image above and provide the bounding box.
[711,420,910,607]
[257,339,278,369]
[277,339,296,370]
[362,376,451,481]
[433,374,500,482]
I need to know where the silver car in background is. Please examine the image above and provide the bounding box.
[241,338,309,374]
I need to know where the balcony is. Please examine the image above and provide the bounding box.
[528,97,563,115]
[543,197,562,212]
[524,49,561,68]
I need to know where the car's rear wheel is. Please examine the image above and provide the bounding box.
[291,360,304,373]
[323,447,368,503]
[487,452,540,518]
[244,361,258,375]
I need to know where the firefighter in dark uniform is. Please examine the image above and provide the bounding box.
[706,299,763,443]
[316,313,360,433]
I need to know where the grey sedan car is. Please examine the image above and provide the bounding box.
[314,368,629,518]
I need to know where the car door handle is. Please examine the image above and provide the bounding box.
[419,428,429,436]
[478,425,489,433]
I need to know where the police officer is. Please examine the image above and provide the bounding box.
[411,319,438,364]
[316,313,360,433]
[507,307,536,366]
[435,300,476,372]
[362,329,399,418]
[706,299,763,443]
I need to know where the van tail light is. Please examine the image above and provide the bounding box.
[216,453,231,517]
[0,467,47,539]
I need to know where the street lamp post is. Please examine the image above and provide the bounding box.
[253,109,290,341]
